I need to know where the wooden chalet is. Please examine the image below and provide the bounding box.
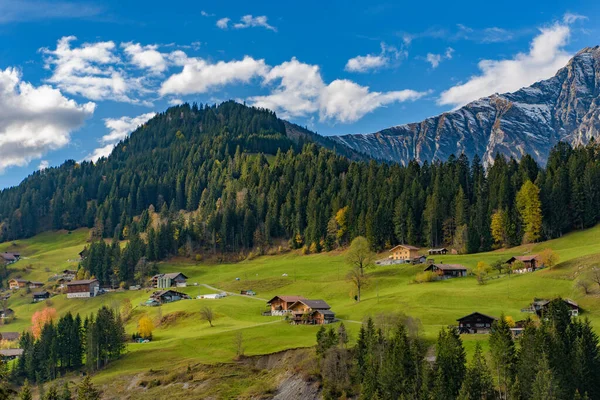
[0,332,20,342]
[525,298,579,318]
[428,248,448,255]
[151,272,188,288]
[411,255,428,265]
[33,291,50,303]
[423,263,467,279]
[66,279,100,299]
[147,289,190,305]
[288,299,335,325]
[0,348,23,360]
[389,245,420,261]
[457,312,497,334]
[1,252,20,265]
[0,308,14,319]
[266,295,307,315]
[28,281,43,289]
[8,279,29,290]
[506,255,540,272]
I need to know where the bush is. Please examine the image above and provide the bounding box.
[414,271,437,283]
[301,245,310,255]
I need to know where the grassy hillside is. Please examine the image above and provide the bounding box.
[2,225,600,392]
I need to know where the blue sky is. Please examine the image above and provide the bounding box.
[0,0,598,188]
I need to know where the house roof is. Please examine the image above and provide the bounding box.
[33,291,50,297]
[426,263,467,271]
[312,309,336,316]
[508,255,539,262]
[152,272,188,280]
[1,253,18,261]
[0,349,23,357]
[10,279,29,284]
[29,281,43,286]
[390,244,420,251]
[267,295,307,304]
[457,312,498,322]
[1,309,14,315]
[428,248,448,252]
[291,299,331,310]
[66,279,98,286]
[151,289,188,298]
[0,332,19,341]
[533,298,579,309]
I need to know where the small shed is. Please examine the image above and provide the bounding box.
[411,255,428,265]
[506,255,540,272]
[428,248,448,255]
[0,332,20,341]
[241,290,256,296]
[457,312,497,334]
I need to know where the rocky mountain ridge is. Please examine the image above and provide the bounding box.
[330,46,600,166]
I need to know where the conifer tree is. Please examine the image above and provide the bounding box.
[458,343,495,400]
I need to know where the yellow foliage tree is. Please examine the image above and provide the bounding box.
[490,209,507,247]
[539,248,559,269]
[516,180,542,244]
[138,315,154,339]
[335,206,349,244]
[504,316,515,328]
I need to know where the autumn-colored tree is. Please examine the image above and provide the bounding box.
[335,206,349,244]
[138,315,154,339]
[31,307,57,339]
[474,261,492,285]
[538,248,559,269]
[345,236,374,277]
[490,209,508,247]
[120,298,132,322]
[516,180,542,244]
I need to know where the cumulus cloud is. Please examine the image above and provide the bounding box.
[426,47,454,69]
[159,56,268,95]
[233,15,276,31]
[216,17,230,29]
[248,57,427,123]
[345,42,405,73]
[86,112,156,161]
[439,23,572,107]
[41,36,142,103]
[38,160,49,170]
[122,42,168,74]
[0,67,95,172]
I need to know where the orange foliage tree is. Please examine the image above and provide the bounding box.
[31,307,57,339]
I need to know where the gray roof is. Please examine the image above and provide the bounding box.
[153,272,188,280]
[426,263,467,271]
[0,332,19,341]
[0,349,23,357]
[294,299,331,310]
[457,312,498,322]
[313,309,336,316]
[66,279,98,286]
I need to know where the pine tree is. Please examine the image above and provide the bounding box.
[433,327,466,399]
[516,180,542,243]
[60,381,72,400]
[19,380,32,400]
[531,355,559,400]
[76,376,100,400]
[458,343,495,400]
[489,314,516,399]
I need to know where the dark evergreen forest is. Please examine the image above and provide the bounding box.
[1,101,599,274]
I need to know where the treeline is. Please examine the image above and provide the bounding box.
[317,300,600,400]
[1,101,600,256]
[15,307,125,384]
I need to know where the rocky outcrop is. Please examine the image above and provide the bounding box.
[331,46,600,166]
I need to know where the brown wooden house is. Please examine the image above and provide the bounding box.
[526,298,579,318]
[457,312,497,334]
[66,279,100,299]
[288,299,335,325]
[28,281,43,289]
[389,245,420,262]
[423,263,467,279]
[266,295,307,315]
[146,289,190,305]
[151,272,188,288]
[506,255,540,272]
[8,279,28,290]
[33,291,50,303]
[1,252,20,265]
[0,332,20,342]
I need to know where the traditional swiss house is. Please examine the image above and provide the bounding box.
[428,248,448,256]
[266,295,307,316]
[33,291,50,303]
[389,245,420,262]
[506,255,540,273]
[151,272,188,288]
[146,289,190,306]
[28,281,43,289]
[8,279,29,290]
[288,299,335,325]
[457,312,497,334]
[66,279,100,299]
[423,263,468,279]
[0,309,14,319]
[1,252,20,265]
[525,298,579,317]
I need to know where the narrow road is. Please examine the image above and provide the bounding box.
[200,283,268,301]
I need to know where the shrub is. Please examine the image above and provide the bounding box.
[414,271,437,283]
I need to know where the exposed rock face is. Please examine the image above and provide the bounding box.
[331,46,600,166]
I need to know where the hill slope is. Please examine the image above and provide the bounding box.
[331,46,600,166]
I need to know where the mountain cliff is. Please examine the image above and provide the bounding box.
[331,46,600,166]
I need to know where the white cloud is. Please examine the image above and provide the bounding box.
[216,17,230,29]
[320,80,426,123]
[86,112,156,161]
[159,56,268,95]
[233,15,276,31]
[426,47,454,69]
[41,36,142,103]
[439,23,572,107]
[38,160,49,170]
[122,42,168,74]
[0,67,95,172]
[168,98,184,106]
[200,11,214,17]
[249,57,428,123]
[0,1,101,24]
[563,13,587,24]
[345,42,405,73]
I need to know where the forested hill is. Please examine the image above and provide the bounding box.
[1,101,600,266]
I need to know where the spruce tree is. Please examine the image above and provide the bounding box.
[458,343,495,400]
[531,355,559,400]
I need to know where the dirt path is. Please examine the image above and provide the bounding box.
[200,283,268,301]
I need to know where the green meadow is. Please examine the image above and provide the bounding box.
[2,225,600,385]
